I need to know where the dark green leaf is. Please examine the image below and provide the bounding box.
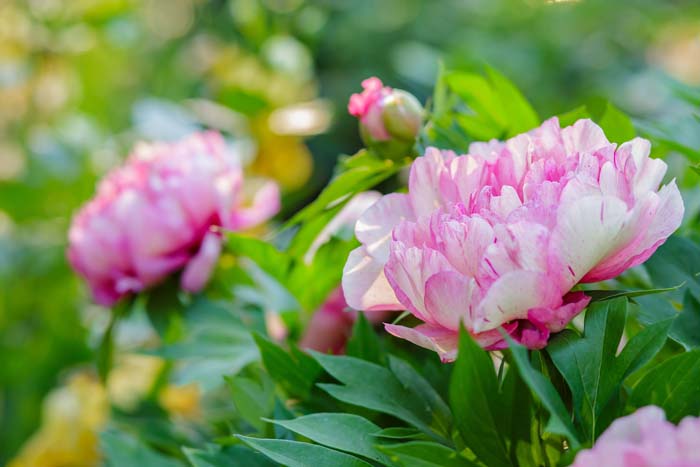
[378,441,477,467]
[267,413,390,465]
[629,348,700,422]
[253,333,321,399]
[345,312,383,365]
[226,376,275,431]
[449,328,510,467]
[508,339,581,447]
[548,298,670,440]
[372,427,427,440]
[237,436,372,467]
[584,284,683,303]
[635,236,700,348]
[312,353,450,440]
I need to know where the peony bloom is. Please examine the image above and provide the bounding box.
[68,131,280,306]
[342,118,683,361]
[300,192,389,353]
[348,77,423,157]
[572,406,700,467]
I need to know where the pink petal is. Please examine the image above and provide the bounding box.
[384,323,459,362]
[181,231,222,293]
[342,246,402,311]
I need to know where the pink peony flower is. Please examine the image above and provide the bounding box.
[572,406,700,467]
[68,131,280,306]
[348,77,423,156]
[300,192,390,353]
[342,118,683,361]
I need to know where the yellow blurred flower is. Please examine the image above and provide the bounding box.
[250,115,313,190]
[8,374,108,467]
[159,383,202,419]
[9,355,203,467]
[107,354,164,412]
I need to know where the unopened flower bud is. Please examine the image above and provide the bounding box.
[348,77,423,159]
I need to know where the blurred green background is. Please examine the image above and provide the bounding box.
[1,0,699,462]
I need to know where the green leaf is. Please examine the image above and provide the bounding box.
[508,339,581,447]
[101,428,184,467]
[183,445,277,467]
[267,413,391,465]
[558,99,635,144]
[378,441,477,467]
[312,353,450,440]
[635,236,700,348]
[449,329,510,467]
[345,312,383,365]
[237,436,372,467]
[146,298,259,389]
[253,333,321,399]
[372,427,427,440]
[548,298,671,440]
[445,67,539,140]
[226,375,275,432]
[388,356,452,437]
[485,65,540,136]
[224,234,292,287]
[288,235,359,312]
[586,98,636,144]
[285,150,405,229]
[584,284,683,303]
[499,363,537,467]
[629,348,700,422]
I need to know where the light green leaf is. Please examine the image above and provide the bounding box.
[485,65,540,136]
[285,150,406,229]
[237,436,372,467]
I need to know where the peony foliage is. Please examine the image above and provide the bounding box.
[54,68,700,467]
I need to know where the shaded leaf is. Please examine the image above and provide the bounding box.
[629,348,700,422]
[378,441,477,467]
[312,353,450,441]
[449,329,510,467]
[508,339,581,447]
[237,436,372,467]
[345,312,384,365]
[253,333,322,399]
[548,298,671,440]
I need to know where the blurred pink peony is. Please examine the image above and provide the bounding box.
[572,406,700,467]
[342,118,683,361]
[68,131,280,306]
[300,192,389,353]
[348,77,422,157]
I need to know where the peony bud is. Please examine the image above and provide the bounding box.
[348,77,423,159]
